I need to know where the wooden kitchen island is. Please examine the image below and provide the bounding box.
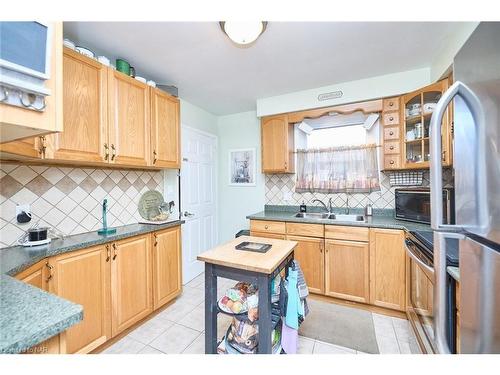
[197,235,297,354]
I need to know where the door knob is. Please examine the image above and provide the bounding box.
[183,211,195,217]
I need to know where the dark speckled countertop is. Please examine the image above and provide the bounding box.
[0,219,183,354]
[247,206,432,232]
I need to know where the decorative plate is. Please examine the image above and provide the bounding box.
[138,190,166,221]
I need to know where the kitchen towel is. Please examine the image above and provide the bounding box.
[285,268,300,330]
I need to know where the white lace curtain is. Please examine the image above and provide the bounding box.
[295,144,381,193]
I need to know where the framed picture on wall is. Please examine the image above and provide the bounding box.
[229,148,256,186]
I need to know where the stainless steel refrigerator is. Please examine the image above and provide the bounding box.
[430,22,500,354]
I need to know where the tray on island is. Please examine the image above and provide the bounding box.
[235,241,272,253]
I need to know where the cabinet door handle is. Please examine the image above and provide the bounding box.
[264,225,269,230]
[45,262,54,282]
[389,116,394,121]
[389,101,394,107]
[389,146,394,150]
[111,144,116,161]
[319,242,324,253]
[389,131,394,136]
[284,161,287,169]
[153,150,158,164]
[390,160,395,165]
[112,243,118,260]
[105,244,111,262]
[38,136,47,157]
[153,233,158,247]
[104,143,109,161]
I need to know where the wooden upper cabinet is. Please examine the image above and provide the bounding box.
[48,244,111,354]
[325,239,369,303]
[0,136,43,159]
[150,88,180,168]
[261,115,295,173]
[108,70,150,167]
[45,48,108,163]
[286,235,325,294]
[152,226,182,309]
[111,234,152,336]
[369,228,406,311]
[0,22,63,143]
[401,79,452,169]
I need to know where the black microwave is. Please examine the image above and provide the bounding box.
[395,188,455,225]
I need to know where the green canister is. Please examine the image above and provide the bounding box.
[116,59,130,75]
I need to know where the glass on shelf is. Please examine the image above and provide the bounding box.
[422,91,442,116]
[423,139,430,162]
[405,96,421,120]
[406,141,424,164]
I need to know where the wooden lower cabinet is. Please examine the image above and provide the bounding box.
[250,231,285,239]
[324,239,370,303]
[14,227,183,354]
[111,234,153,336]
[286,235,325,294]
[49,244,111,354]
[369,228,406,311]
[15,260,48,290]
[152,226,182,309]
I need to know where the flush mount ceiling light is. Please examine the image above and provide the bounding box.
[220,21,267,46]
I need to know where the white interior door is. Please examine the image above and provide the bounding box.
[181,126,217,284]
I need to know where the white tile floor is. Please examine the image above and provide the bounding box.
[103,273,421,354]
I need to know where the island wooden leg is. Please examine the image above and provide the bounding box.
[257,274,272,354]
[205,263,218,354]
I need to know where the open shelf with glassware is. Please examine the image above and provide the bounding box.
[402,79,453,169]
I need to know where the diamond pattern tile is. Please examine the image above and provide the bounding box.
[68,169,88,184]
[0,175,22,199]
[42,168,65,184]
[55,176,78,195]
[9,166,37,185]
[25,175,52,196]
[0,165,164,247]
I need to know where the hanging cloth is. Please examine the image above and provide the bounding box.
[285,268,300,330]
[280,320,298,354]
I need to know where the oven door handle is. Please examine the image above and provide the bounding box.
[404,241,435,279]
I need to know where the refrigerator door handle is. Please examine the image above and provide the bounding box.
[429,80,487,231]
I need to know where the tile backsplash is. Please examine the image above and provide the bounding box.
[0,163,164,248]
[265,169,454,209]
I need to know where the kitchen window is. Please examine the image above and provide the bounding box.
[295,114,381,194]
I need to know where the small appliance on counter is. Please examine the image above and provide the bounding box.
[17,222,64,247]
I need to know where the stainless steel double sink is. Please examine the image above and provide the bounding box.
[293,212,365,222]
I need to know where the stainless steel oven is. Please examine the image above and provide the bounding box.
[395,188,454,225]
[405,232,436,353]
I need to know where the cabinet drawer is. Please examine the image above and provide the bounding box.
[384,141,400,154]
[286,222,324,237]
[325,225,369,242]
[383,98,400,112]
[383,112,399,126]
[250,231,285,240]
[250,220,285,234]
[384,155,401,169]
[383,126,399,140]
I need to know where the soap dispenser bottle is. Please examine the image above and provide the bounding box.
[299,201,307,213]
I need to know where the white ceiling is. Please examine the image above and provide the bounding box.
[64,22,467,115]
